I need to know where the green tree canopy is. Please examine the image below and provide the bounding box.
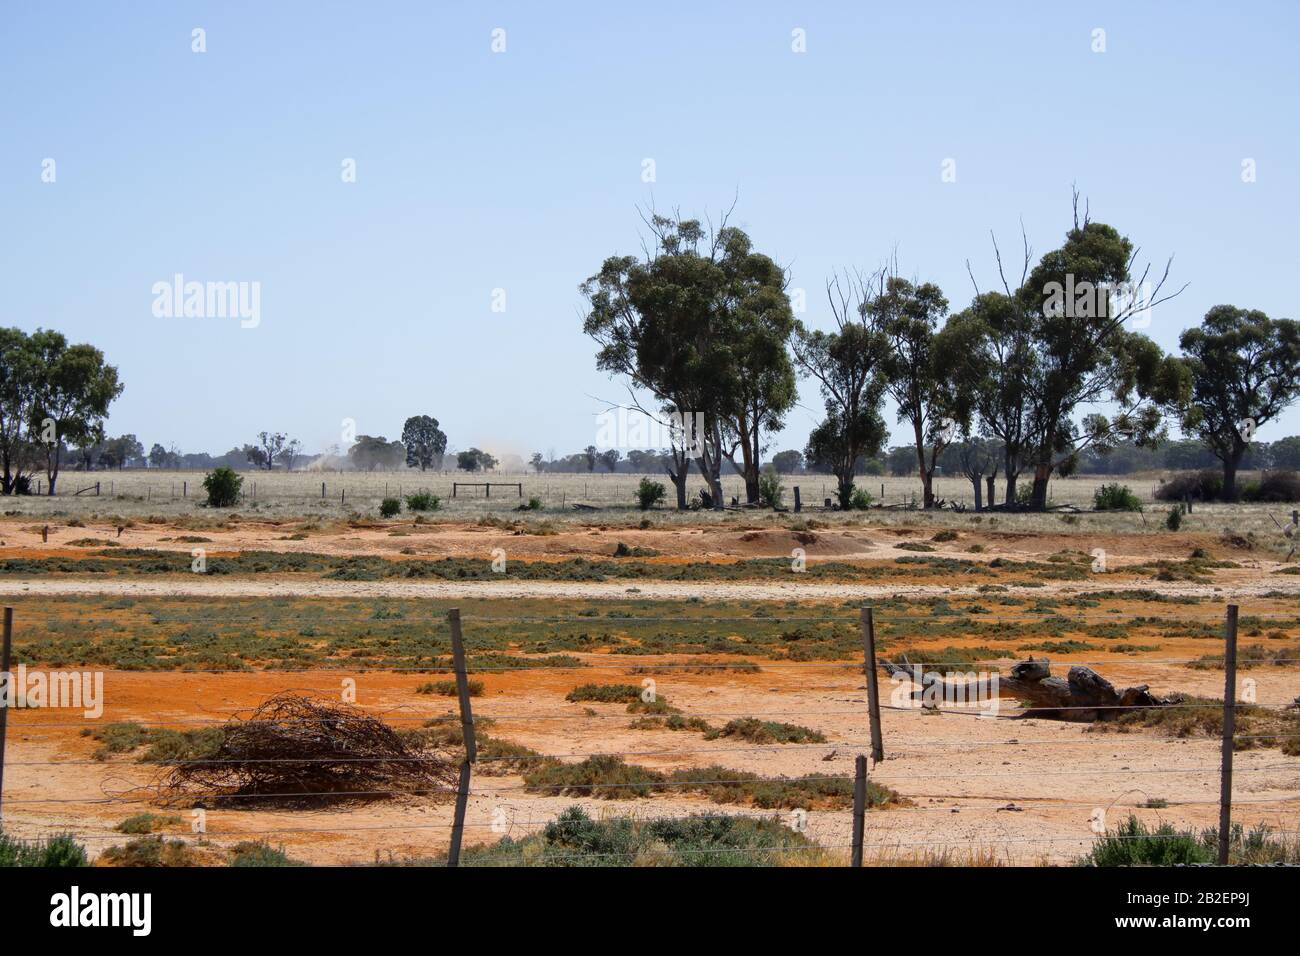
[1176,305,1300,500]
[401,415,447,471]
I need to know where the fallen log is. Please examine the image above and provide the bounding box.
[878,654,1171,722]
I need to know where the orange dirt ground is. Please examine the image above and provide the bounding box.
[1,515,1298,865]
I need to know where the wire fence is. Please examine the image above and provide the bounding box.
[13,470,1216,513]
[0,602,1297,867]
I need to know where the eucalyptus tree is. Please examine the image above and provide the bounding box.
[791,269,891,509]
[583,209,795,508]
[1176,305,1300,500]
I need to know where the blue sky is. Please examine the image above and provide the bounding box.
[3,1,1297,461]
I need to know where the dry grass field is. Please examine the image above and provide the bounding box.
[17,468,1170,514]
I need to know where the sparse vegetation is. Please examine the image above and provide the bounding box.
[416,678,484,697]
[461,805,831,867]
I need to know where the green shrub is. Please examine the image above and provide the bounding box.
[202,467,243,508]
[565,683,644,704]
[524,497,543,511]
[0,830,87,867]
[379,497,401,518]
[849,488,872,510]
[115,813,182,835]
[1077,815,1300,866]
[758,467,784,509]
[462,805,824,867]
[1093,483,1143,512]
[405,492,440,512]
[522,755,896,810]
[1077,815,1211,866]
[703,718,825,744]
[228,841,304,867]
[636,478,666,511]
[1165,505,1183,531]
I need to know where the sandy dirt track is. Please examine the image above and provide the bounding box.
[1,576,1296,602]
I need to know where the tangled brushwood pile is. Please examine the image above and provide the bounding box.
[879,655,1172,722]
[154,693,458,808]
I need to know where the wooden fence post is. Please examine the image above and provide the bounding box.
[793,486,801,512]
[447,608,477,867]
[1218,604,1239,866]
[0,607,13,824]
[860,607,885,762]
[851,754,867,867]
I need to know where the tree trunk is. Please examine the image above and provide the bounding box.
[1222,443,1244,502]
[985,473,995,507]
[1030,465,1051,511]
[913,424,935,509]
[837,475,854,510]
[971,477,982,511]
[665,445,691,510]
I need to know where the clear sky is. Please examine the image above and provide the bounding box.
[3,1,1297,461]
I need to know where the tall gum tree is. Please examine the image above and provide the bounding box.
[791,269,892,509]
[962,195,1188,509]
[582,209,795,509]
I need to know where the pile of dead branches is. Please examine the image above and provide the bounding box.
[154,693,458,808]
[879,655,1172,722]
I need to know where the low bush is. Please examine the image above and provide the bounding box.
[849,488,873,510]
[758,467,784,509]
[565,683,645,704]
[228,841,305,867]
[1242,470,1300,502]
[1155,470,1222,503]
[462,804,828,867]
[522,755,895,809]
[1093,483,1143,512]
[379,497,401,518]
[115,813,182,835]
[99,836,202,867]
[636,478,666,511]
[703,718,826,744]
[0,830,86,867]
[416,678,484,697]
[404,492,440,512]
[1077,815,1300,866]
[202,467,243,508]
